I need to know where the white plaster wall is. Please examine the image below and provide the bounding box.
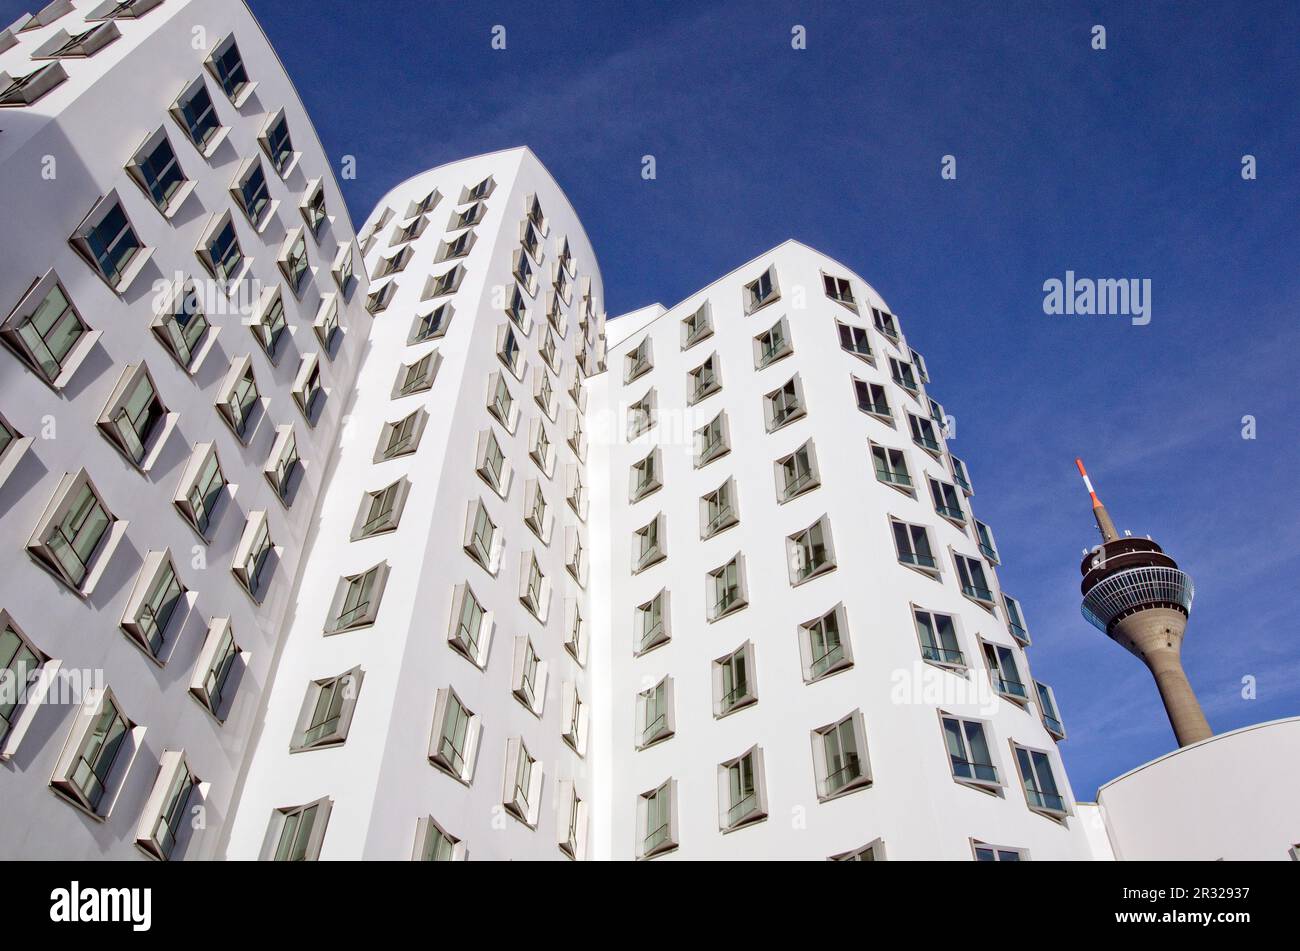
[0,0,368,859]
[1096,717,1300,860]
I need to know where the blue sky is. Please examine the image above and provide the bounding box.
[18,0,1298,796]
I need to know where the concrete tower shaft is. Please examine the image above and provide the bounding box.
[1075,460,1212,747]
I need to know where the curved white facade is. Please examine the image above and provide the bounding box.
[0,0,369,859]
[225,147,605,860]
[1094,717,1300,861]
[588,241,1092,860]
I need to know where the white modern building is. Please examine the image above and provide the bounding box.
[1,0,1294,863]
[0,0,370,859]
[224,146,606,861]
[586,242,1091,861]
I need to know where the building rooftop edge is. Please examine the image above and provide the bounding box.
[1095,715,1300,795]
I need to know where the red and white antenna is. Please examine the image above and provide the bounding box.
[1076,458,1119,542]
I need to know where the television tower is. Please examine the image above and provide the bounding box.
[1075,459,1212,747]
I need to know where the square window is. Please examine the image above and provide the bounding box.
[823,274,856,309]
[2,273,96,387]
[522,479,552,544]
[197,211,245,285]
[0,62,68,106]
[982,639,1029,703]
[0,612,51,754]
[216,355,262,443]
[263,424,300,504]
[941,713,1001,789]
[447,584,492,669]
[754,315,793,368]
[687,352,722,404]
[764,374,806,431]
[743,265,780,314]
[634,590,670,655]
[633,513,666,573]
[151,277,212,372]
[291,667,364,750]
[50,686,137,817]
[855,378,891,420]
[511,636,548,716]
[718,746,767,830]
[27,469,121,593]
[126,127,192,216]
[250,286,288,361]
[169,75,225,155]
[681,302,713,349]
[891,518,938,574]
[708,554,748,620]
[429,685,479,779]
[974,519,1000,564]
[929,476,966,525]
[637,676,674,748]
[714,641,757,717]
[119,550,187,660]
[799,603,853,682]
[267,798,331,861]
[352,478,409,540]
[837,321,873,361]
[260,111,298,176]
[1012,744,1068,818]
[637,780,678,859]
[914,608,965,669]
[395,350,439,398]
[231,510,274,601]
[463,499,501,573]
[301,179,329,239]
[325,563,388,633]
[135,749,199,861]
[231,157,274,230]
[630,447,662,502]
[410,303,453,344]
[871,441,913,492]
[1034,681,1067,740]
[557,780,588,859]
[812,710,871,800]
[957,553,997,606]
[366,281,397,315]
[700,477,739,538]
[561,682,588,756]
[694,410,730,467]
[624,337,653,384]
[972,841,1028,862]
[1003,593,1032,646]
[889,356,920,395]
[775,440,820,501]
[69,193,149,291]
[96,363,170,468]
[206,34,255,105]
[189,618,241,721]
[414,815,465,861]
[278,228,310,297]
[377,409,428,461]
[627,388,657,439]
[872,307,900,343]
[173,443,227,539]
[787,516,836,584]
[502,737,543,827]
[518,553,549,621]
